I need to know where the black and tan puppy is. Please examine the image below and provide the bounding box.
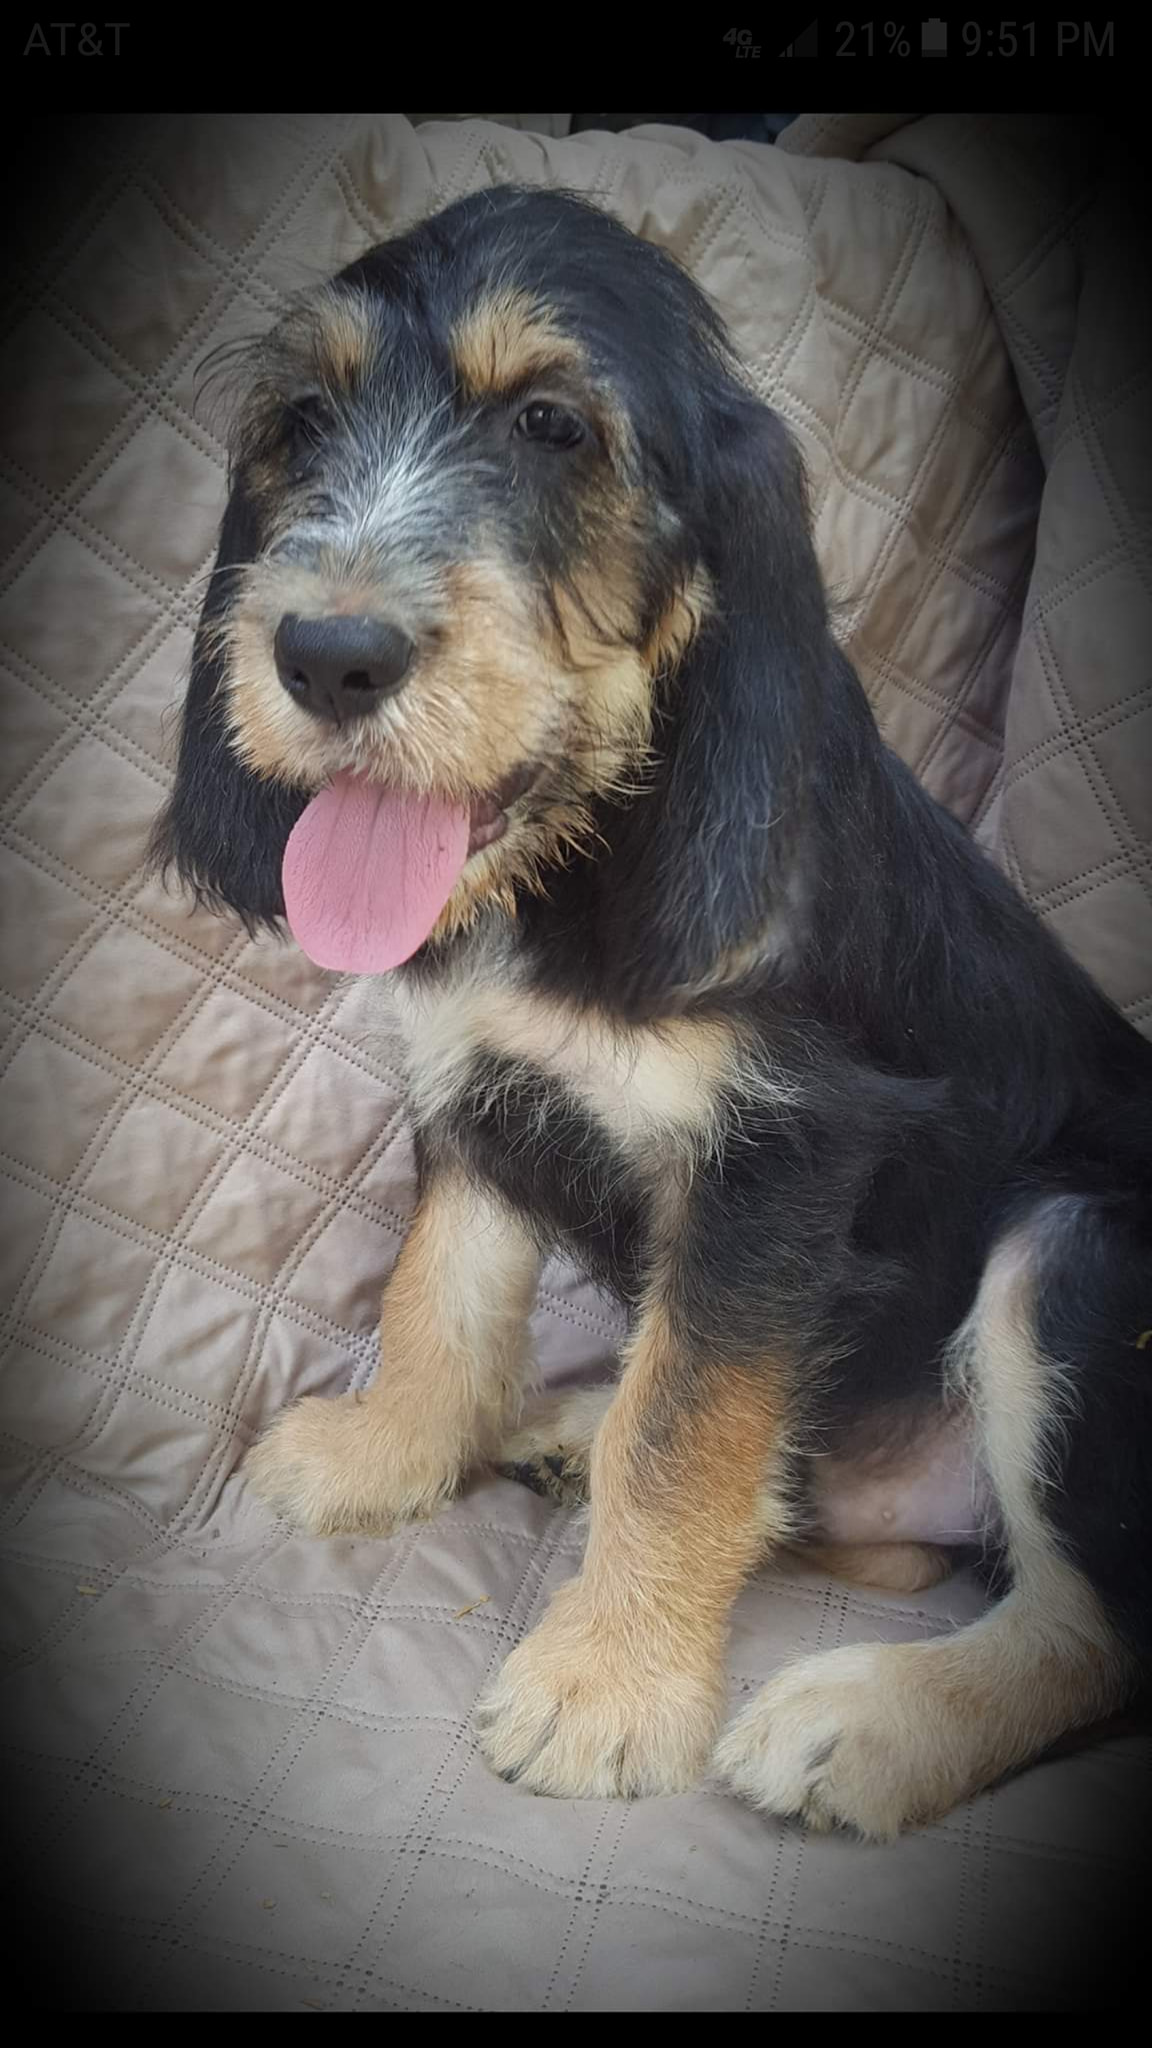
[153,187,1152,1837]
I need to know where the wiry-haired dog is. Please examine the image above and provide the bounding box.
[153,187,1152,1836]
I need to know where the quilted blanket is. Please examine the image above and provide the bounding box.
[1,112,1148,2012]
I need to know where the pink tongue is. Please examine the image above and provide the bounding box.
[282,771,470,973]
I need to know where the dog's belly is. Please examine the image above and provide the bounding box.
[805,1410,988,1547]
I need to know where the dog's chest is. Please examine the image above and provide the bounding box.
[389,962,746,1294]
[391,961,735,1167]
[391,963,744,1291]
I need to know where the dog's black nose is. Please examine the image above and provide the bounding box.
[274,613,415,724]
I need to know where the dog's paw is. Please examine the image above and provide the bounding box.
[497,1451,589,1508]
[787,1540,953,1594]
[245,1394,461,1537]
[714,1642,976,1839]
[496,1388,613,1508]
[476,1583,720,1797]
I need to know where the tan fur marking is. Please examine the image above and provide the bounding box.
[590,1302,794,1595]
[312,287,376,388]
[786,1541,953,1594]
[245,1170,540,1536]
[478,1300,794,1796]
[222,603,332,789]
[642,568,712,676]
[451,288,587,399]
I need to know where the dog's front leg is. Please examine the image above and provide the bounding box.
[246,1165,541,1536]
[477,1293,792,1796]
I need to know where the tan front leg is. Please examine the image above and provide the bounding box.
[478,1301,792,1796]
[246,1168,541,1536]
[499,1397,954,1593]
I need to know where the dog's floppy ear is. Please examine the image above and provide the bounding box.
[598,394,835,1015]
[150,480,307,924]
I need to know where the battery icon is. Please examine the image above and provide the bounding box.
[921,18,948,55]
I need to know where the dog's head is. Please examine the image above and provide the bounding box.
[153,186,836,1011]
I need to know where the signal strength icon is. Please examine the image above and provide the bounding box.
[781,20,819,55]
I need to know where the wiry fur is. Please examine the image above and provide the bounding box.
[153,187,1152,1834]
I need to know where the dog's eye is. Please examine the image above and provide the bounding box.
[284,394,332,470]
[514,401,585,450]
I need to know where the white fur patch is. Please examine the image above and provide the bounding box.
[391,946,794,1170]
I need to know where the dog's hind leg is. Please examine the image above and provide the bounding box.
[714,1194,1144,1836]
[246,1165,541,1536]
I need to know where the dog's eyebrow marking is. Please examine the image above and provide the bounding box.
[310,287,377,389]
[451,286,586,399]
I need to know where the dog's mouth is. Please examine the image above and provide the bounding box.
[466,762,540,855]
[281,763,541,975]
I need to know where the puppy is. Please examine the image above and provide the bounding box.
[153,186,1152,1837]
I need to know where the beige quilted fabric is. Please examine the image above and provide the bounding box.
[1,114,1148,2012]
